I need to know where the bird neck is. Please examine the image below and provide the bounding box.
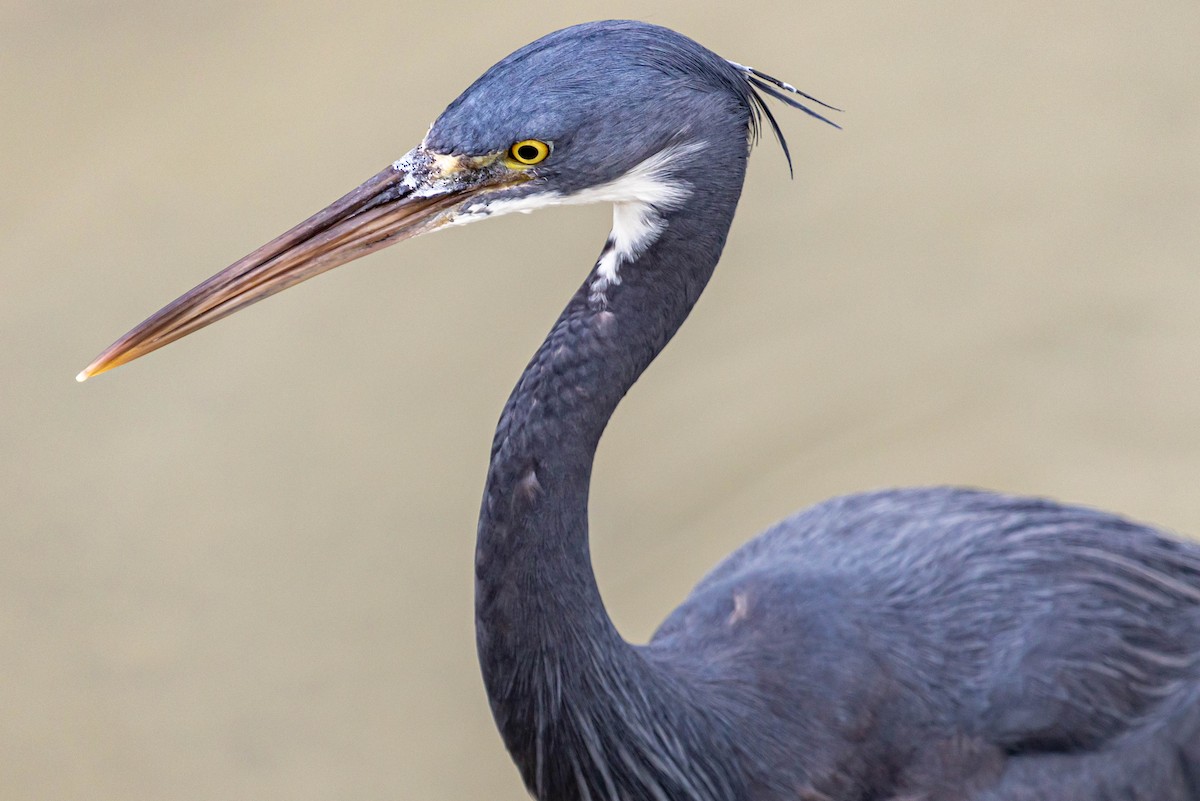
[474,156,748,800]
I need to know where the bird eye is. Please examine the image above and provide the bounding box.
[509,139,550,165]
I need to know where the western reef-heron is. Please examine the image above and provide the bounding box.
[79,20,1200,801]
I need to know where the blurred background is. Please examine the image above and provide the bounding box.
[3,1,1199,798]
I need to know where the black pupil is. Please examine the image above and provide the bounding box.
[516,143,540,161]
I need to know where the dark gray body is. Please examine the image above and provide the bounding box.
[416,20,1200,801]
[651,487,1200,799]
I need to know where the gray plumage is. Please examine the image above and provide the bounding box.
[81,17,1200,801]
[451,22,1200,801]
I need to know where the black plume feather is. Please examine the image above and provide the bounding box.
[728,60,841,177]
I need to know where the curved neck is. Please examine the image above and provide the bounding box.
[474,154,748,801]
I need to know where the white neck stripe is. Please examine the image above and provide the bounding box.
[432,141,703,303]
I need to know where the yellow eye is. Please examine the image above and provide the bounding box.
[509,139,550,165]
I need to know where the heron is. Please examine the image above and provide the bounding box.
[79,20,1200,801]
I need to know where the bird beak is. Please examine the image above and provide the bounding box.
[77,148,520,381]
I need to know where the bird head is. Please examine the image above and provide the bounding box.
[78,21,836,381]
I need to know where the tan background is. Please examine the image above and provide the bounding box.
[3,1,1199,799]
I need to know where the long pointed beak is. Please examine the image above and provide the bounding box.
[77,152,512,381]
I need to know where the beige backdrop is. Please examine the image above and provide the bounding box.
[4,2,1199,799]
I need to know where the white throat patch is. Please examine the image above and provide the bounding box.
[441,142,702,304]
